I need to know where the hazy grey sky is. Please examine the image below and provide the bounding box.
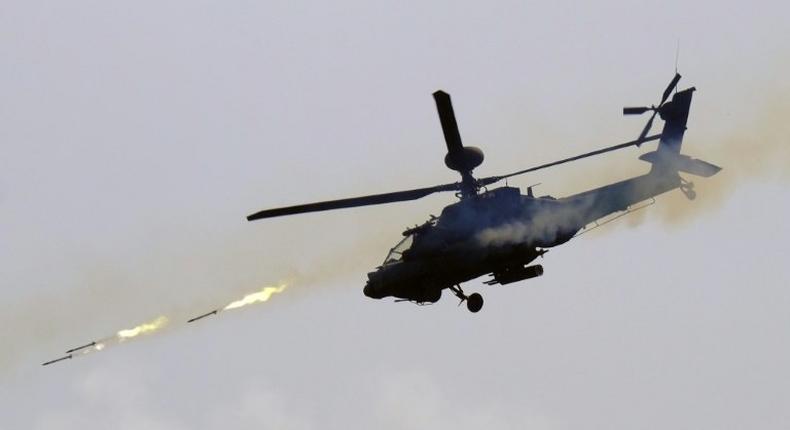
[2,1,789,428]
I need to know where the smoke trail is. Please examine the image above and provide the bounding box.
[42,283,290,366]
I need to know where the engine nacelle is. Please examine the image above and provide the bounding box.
[444,146,484,172]
[486,264,544,285]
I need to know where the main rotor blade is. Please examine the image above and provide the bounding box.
[247,182,460,221]
[477,133,663,187]
[660,73,682,105]
[433,90,464,153]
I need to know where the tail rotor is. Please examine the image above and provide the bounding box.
[623,73,682,143]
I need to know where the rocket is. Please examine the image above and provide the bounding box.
[42,355,72,366]
[65,341,96,354]
[187,309,218,323]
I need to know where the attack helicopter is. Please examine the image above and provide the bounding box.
[247,74,721,312]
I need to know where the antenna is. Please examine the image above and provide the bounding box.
[673,40,681,96]
[526,182,542,198]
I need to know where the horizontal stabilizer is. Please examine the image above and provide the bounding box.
[639,151,722,177]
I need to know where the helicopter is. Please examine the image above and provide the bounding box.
[247,74,721,312]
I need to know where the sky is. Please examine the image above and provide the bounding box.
[1,0,789,428]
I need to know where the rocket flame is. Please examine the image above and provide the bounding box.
[223,284,288,311]
[65,317,168,360]
[116,316,169,340]
[80,342,105,355]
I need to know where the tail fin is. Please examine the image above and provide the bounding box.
[640,87,722,177]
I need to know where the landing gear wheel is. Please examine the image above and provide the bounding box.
[466,293,483,313]
[449,285,484,313]
[680,185,697,200]
[681,178,696,200]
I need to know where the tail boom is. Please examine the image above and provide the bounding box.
[557,84,720,230]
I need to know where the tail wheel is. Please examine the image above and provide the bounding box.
[680,179,696,200]
[466,293,484,313]
[681,183,697,200]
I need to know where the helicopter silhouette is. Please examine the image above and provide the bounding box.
[247,74,721,312]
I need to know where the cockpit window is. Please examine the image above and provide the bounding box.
[383,234,414,265]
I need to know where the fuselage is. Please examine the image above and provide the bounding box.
[363,186,582,302]
[364,167,683,303]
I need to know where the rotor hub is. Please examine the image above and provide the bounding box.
[444,146,484,172]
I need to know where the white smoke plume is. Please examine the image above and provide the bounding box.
[476,194,597,247]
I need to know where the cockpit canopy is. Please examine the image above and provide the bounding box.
[383,233,414,265]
